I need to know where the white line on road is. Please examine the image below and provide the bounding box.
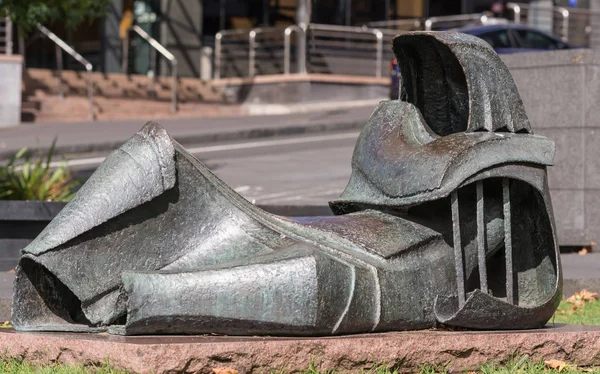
[52,132,360,169]
[184,132,359,154]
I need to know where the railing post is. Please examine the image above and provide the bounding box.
[374,30,383,78]
[36,24,95,120]
[214,32,222,79]
[5,16,12,55]
[249,30,256,77]
[56,44,64,98]
[424,19,433,31]
[556,7,570,42]
[122,32,129,74]
[85,63,94,121]
[284,27,292,75]
[297,23,307,74]
[171,61,177,113]
[507,3,522,23]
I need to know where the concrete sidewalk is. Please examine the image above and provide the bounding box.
[0,105,376,160]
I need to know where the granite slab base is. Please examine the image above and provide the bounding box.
[1,325,600,373]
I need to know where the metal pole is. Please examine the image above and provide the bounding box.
[219,0,226,31]
[556,7,569,42]
[512,4,522,23]
[122,32,129,74]
[296,0,309,75]
[214,33,222,79]
[171,62,177,113]
[297,24,307,74]
[263,0,269,26]
[86,64,94,121]
[425,19,433,31]
[150,46,157,92]
[249,30,256,77]
[284,27,292,75]
[56,44,63,98]
[374,30,382,78]
[345,0,352,25]
[150,46,157,75]
[5,16,12,55]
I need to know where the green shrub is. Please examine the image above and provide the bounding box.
[0,140,79,202]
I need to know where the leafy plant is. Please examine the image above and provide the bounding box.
[0,140,79,202]
[0,0,110,33]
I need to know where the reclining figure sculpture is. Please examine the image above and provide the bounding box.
[12,31,561,335]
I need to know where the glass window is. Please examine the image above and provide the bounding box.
[514,29,558,49]
[478,30,512,48]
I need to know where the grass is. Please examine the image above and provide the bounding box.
[0,357,128,374]
[552,293,600,326]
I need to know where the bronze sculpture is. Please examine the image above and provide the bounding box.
[12,31,561,335]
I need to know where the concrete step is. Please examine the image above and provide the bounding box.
[23,68,225,103]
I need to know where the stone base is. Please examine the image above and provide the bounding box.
[2,324,600,373]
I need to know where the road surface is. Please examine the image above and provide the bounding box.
[68,130,360,206]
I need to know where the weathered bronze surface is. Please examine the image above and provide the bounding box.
[12,32,562,335]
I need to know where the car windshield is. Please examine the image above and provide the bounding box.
[514,29,558,49]
[477,30,512,49]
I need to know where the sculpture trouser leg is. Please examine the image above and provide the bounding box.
[122,247,367,336]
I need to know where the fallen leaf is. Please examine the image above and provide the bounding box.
[212,368,238,374]
[572,54,584,63]
[545,359,567,371]
[579,289,598,301]
[579,248,589,255]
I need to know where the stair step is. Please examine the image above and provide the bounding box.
[23,68,224,103]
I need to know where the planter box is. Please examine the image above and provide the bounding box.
[0,200,66,271]
[0,201,331,271]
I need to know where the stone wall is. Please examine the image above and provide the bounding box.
[502,48,599,246]
[0,55,22,127]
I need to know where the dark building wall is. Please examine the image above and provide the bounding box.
[161,0,203,78]
[103,0,123,73]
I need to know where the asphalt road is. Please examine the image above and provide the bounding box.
[68,130,360,206]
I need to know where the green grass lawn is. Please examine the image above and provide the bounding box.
[552,298,600,325]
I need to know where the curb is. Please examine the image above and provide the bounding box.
[0,119,366,161]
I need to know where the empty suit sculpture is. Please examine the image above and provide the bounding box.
[12,31,561,335]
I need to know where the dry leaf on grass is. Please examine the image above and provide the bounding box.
[566,289,598,305]
[579,289,598,301]
[545,359,568,371]
[212,367,239,374]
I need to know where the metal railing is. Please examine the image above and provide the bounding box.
[365,12,492,31]
[216,23,391,79]
[122,25,178,113]
[424,12,493,31]
[284,25,304,75]
[506,2,571,43]
[36,24,94,121]
[366,18,423,31]
[215,28,251,79]
[304,24,385,78]
[249,26,287,77]
[1,16,12,55]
